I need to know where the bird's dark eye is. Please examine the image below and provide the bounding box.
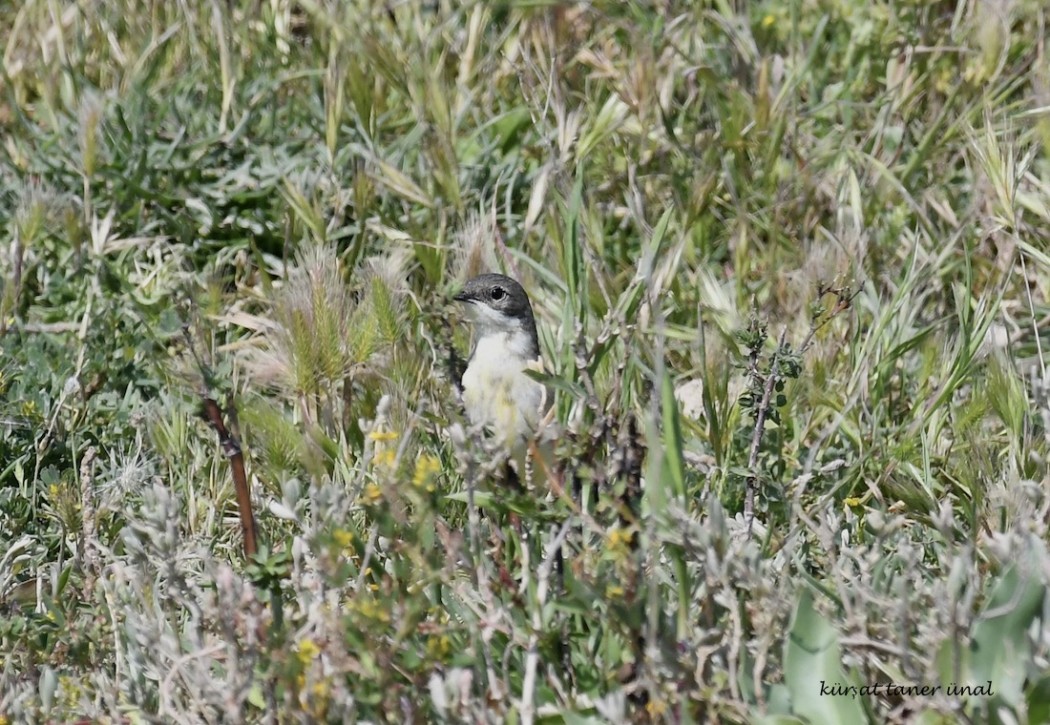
[490,287,505,300]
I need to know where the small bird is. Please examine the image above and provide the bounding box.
[453,273,549,470]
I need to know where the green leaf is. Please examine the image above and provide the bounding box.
[523,368,587,400]
[576,94,629,160]
[562,172,585,326]
[660,371,687,500]
[445,490,496,507]
[967,563,1045,709]
[280,180,325,243]
[637,207,673,288]
[1026,673,1050,724]
[783,589,866,724]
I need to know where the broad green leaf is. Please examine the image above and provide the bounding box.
[783,589,866,724]
[967,563,1045,709]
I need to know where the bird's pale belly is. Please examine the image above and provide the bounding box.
[462,362,544,447]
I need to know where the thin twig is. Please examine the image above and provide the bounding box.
[744,328,787,534]
[520,521,571,725]
[743,285,858,534]
[78,446,99,597]
[201,397,258,559]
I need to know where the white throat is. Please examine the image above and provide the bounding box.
[464,302,537,362]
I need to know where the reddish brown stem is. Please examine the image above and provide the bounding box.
[202,396,258,558]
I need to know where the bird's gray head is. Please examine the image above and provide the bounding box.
[454,273,539,358]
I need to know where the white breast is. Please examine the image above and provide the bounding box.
[461,331,546,448]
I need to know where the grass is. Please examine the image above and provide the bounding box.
[1,0,1049,722]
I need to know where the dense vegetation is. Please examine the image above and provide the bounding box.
[2,1,1049,722]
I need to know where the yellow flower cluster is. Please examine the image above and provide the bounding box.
[372,448,396,468]
[606,528,633,556]
[364,427,443,500]
[296,638,321,665]
[412,454,441,492]
[362,483,383,505]
[350,596,391,624]
[306,679,330,719]
[647,698,668,717]
[426,634,452,660]
[332,528,354,548]
[369,428,398,469]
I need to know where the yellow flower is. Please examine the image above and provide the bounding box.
[307,679,331,718]
[372,448,396,469]
[412,454,441,491]
[647,698,668,718]
[312,680,330,698]
[605,584,624,599]
[362,483,383,504]
[607,528,633,556]
[426,634,452,660]
[370,427,399,471]
[354,596,391,622]
[762,13,775,28]
[59,675,80,708]
[333,529,354,548]
[297,639,321,665]
[844,497,863,508]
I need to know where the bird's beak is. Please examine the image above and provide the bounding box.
[453,290,472,303]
